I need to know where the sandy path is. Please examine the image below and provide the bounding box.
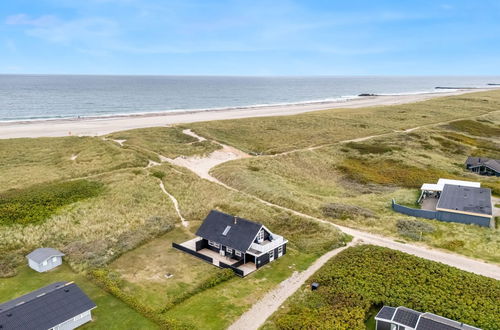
[159,181,188,227]
[164,129,250,181]
[0,89,490,139]
[228,240,359,330]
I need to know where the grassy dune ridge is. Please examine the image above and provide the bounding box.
[187,90,500,154]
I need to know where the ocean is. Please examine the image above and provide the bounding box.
[0,75,498,122]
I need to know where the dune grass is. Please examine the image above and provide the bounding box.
[0,264,157,329]
[106,126,221,159]
[0,136,148,190]
[187,90,500,154]
[210,122,500,263]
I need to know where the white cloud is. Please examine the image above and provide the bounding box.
[5,14,57,27]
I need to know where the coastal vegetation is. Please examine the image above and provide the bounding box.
[264,245,500,330]
[1,90,499,328]
[187,90,500,154]
[0,179,103,225]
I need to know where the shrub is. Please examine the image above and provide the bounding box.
[345,142,398,154]
[321,203,377,220]
[396,219,435,240]
[151,170,166,179]
[270,245,500,330]
[0,180,103,225]
[89,268,190,329]
[439,240,466,251]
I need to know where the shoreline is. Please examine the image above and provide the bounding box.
[0,88,492,139]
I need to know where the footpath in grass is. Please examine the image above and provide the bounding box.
[264,245,500,330]
[0,264,157,330]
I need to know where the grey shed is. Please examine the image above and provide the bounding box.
[26,248,65,272]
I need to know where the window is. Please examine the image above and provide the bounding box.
[208,240,215,247]
[208,240,220,248]
[222,225,231,236]
[213,242,220,248]
[42,260,48,266]
[235,250,242,257]
[278,246,283,255]
[257,229,264,242]
[269,250,274,259]
[52,257,57,262]
[226,247,233,254]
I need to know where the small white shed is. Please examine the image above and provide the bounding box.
[26,248,65,272]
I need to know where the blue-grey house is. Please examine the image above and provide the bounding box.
[27,248,65,272]
[0,282,96,330]
[375,306,480,330]
[393,179,493,227]
[173,210,287,276]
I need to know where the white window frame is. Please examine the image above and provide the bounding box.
[226,247,233,254]
[235,250,242,257]
[208,240,215,247]
[278,245,283,255]
[213,242,220,249]
[269,250,274,259]
[257,229,264,242]
[52,256,58,262]
[42,260,48,266]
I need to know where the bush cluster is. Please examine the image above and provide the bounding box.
[272,245,499,330]
[0,180,103,225]
[345,142,398,155]
[396,219,435,240]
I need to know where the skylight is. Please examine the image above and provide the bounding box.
[222,225,231,236]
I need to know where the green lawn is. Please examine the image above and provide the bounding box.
[0,264,157,330]
[164,248,318,329]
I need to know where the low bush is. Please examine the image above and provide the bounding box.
[151,170,166,179]
[270,245,499,330]
[0,180,103,225]
[89,268,189,329]
[321,203,377,220]
[345,142,398,154]
[160,268,235,312]
[337,158,455,188]
[439,239,466,251]
[396,219,435,240]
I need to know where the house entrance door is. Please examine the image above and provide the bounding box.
[220,249,225,257]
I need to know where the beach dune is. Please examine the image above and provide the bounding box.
[0,89,487,139]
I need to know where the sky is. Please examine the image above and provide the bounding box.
[1,0,500,75]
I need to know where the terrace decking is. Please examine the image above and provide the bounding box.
[177,237,257,276]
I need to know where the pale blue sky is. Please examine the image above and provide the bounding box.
[1,0,500,75]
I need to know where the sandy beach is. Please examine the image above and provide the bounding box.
[0,89,489,139]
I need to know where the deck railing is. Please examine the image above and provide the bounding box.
[250,235,285,253]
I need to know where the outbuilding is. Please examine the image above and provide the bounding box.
[0,281,96,330]
[26,248,65,272]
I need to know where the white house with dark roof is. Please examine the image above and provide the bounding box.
[173,210,287,276]
[26,248,65,272]
[375,306,480,330]
[0,282,96,330]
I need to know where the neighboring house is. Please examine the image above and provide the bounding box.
[26,248,65,272]
[375,306,480,330]
[0,282,96,330]
[465,157,500,176]
[393,178,493,227]
[173,210,287,276]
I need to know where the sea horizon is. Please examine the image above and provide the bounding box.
[1,74,499,122]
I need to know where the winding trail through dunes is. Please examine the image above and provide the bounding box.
[159,181,188,227]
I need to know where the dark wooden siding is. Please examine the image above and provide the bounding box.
[376,320,392,330]
[256,243,287,269]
